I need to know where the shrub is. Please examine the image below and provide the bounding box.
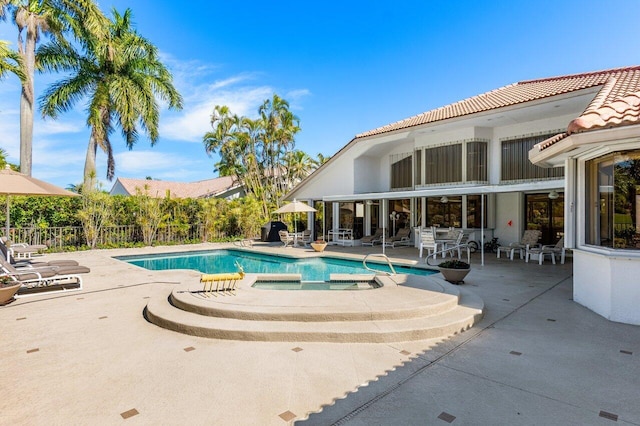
[438,259,470,269]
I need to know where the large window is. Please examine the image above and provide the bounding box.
[467,141,488,182]
[586,150,640,249]
[414,149,422,186]
[525,193,564,245]
[424,144,462,184]
[501,133,565,181]
[426,196,462,228]
[466,195,487,229]
[388,199,410,236]
[390,152,412,189]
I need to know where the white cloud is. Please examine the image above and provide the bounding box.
[35,119,84,136]
[159,85,274,142]
[115,150,180,173]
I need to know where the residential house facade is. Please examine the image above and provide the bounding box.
[287,66,640,325]
[530,71,640,325]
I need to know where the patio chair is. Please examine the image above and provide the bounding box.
[300,229,312,247]
[418,229,439,259]
[385,227,412,248]
[444,230,470,263]
[361,229,383,247]
[278,230,295,248]
[526,236,567,265]
[496,230,541,260]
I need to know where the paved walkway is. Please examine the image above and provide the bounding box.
[1,243,638,425]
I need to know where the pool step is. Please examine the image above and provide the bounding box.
[145,291,482,343]
[145,275,484,343]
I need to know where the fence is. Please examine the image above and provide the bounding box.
[8,225,228,250]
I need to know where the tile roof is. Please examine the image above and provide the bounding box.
[114,176,239,199]
[357,65,640,139]
[534,68,640,152]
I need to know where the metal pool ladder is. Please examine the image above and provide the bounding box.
[363,253,397,275]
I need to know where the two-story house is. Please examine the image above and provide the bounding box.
[287,66,640,324]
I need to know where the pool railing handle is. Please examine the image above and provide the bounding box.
[363,254,397,276]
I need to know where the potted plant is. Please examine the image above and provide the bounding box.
[310,238,327,252]
[0,274,21,305]
[438,259,470,284]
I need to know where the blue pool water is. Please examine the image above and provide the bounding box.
[116,249,436,282]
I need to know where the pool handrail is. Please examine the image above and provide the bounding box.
[362,253,397,276]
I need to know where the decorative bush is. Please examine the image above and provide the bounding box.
[438,259,470,269]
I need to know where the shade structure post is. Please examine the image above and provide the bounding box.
[481,193,485,266]
[5,195,9,238]
[382,199,386,256]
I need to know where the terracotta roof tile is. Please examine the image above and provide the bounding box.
[357,65,640,138]
[114,176,238,199]
[567,91,640,134]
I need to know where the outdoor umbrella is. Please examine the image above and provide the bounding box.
[0,165,79,237]
[272,199,317,237]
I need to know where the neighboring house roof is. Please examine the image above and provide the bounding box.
[358,65,640,139]
[110,176,240,199]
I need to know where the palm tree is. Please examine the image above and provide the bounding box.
[38,7,183,191]
[285,149,314,188]
[0,0,104,176]
[0,40,24,81]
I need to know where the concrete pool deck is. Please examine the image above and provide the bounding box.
[1,242,639,425]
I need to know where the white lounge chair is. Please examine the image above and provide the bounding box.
[1,258,89,296]
[496,230,541,260]
[0,237,47,259]
[361,229,383,246]
[385,227,412,248]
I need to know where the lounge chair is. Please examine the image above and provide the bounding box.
[526,236,567,265]
[0,257,89,296]
[0,240,77,267]
[385,227,412,248]
[278,230,295,248]
[0,237,47,259]
[496,230,541,260]
[361,229,383,247]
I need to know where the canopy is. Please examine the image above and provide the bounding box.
[0,166,79,237]
[272,199,316,214]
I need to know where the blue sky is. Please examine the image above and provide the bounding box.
[1,0,639,189]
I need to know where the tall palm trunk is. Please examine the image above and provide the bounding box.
[18,17,36,176]
[83,135,97,191]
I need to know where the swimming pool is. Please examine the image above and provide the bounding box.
[117,249,436,282]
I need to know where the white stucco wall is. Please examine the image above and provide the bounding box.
[494,192,523,245]
[573,250,640,325]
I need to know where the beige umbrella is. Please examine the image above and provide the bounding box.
[0,165,79,237]
[273,199,317,236]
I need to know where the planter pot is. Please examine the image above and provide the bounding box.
[310,242,327,252]
[438,267,470,284]
[0,282,22,305]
